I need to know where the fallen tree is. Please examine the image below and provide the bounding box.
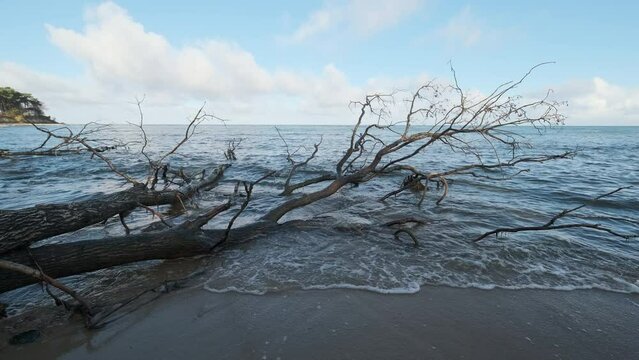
[0,105,230,253]
[1,65,633,319]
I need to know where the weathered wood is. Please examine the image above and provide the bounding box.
[280,174,336,196]
[0,165,227,254]
[0,145,119,157]
[0,259,92,313]
[0,222,274,293]
[263,178,348,222]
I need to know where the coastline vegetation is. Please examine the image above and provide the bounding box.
[0,87,57,124]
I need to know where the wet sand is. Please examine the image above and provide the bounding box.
[2,286,638,359]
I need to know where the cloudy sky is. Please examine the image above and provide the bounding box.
[1,0,638,125]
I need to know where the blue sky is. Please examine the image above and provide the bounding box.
[1,1,638,124]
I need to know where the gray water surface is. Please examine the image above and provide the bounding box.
[1,125,638,311]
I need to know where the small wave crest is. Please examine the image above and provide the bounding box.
[199,218,639,297]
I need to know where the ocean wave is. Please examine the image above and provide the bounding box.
[1,125,638,309]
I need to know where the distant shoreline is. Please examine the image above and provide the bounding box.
[1,123,635,127]
[0,123,63,127]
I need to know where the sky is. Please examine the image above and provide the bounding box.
[1,0,638,125]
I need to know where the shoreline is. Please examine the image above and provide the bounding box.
[2,123,639,127]
[0,123,62,127]
[2,285,638,359]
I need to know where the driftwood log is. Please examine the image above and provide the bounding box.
[0,165,227,253]
[0,223,273,293]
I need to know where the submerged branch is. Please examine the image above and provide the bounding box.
[0,259,93,316]
[473,187,637,242]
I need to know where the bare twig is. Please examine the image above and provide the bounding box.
[137,203,173,228]
[394,229,419,246]
[222,171,275,242]
[180,202,233,230]
[0,259,93,316]
[25,122,141,184]
[473,187,637,242]
[224,138,242,160]
[276,127,324,195]
[119,213,131,235]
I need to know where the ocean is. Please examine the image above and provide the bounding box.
[0,124,638,312]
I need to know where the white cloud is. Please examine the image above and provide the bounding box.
[289,9,335,43]
[348,0,424,35]
[0,1,378,124]
[438,6,484,47]
[287,0,424,43]
[559,77,639,125]
[0,61,195,123]
[2,2,634,126]
[45,2,274,99]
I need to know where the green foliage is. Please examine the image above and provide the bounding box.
[0,87,56,124]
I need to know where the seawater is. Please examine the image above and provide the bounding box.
[0,125,638,308]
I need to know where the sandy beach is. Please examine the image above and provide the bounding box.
[2,286,638,359]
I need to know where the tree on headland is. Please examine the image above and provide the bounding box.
[0,87,57,124]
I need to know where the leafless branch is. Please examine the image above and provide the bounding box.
[0,122,127,158]
[276,127,324,195]
[393,229,419,246]
[222,171,276,243]
[26,122,140,184]
[137,203,173,229]
[145,102,227,186]
[263,63,571,222]
[0,259,92,316]
[473,187,637,242]
[224,138,243,160]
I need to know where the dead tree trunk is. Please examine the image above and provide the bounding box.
[0,222,275,293]
[0,165,227,253]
